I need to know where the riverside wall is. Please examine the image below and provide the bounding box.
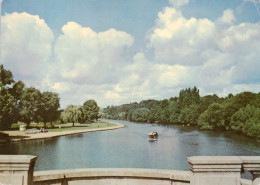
[0,155,259,185]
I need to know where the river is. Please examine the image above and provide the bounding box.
[0,120,259,171]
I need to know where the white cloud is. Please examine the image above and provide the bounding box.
[158,64,189,87]
[149,7,216,66]
[1,12,54,87]
[2,5,260,108]
[217,9,236,25]
[51,7,260,107]
[169,0,189,8]
[53,21,134,85]
[142,7,260,99]
[105,91,119,99]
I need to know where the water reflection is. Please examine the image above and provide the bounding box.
[0,120,260,171]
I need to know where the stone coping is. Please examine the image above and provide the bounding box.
[0,155,37,163]
[188,156,242,164]
[240,156,260,164]
[33,168,191,182]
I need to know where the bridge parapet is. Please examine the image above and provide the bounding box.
[0,155,37,185]
[240,156,260,185]
[0,155,259,185]
[188,156,242,185]
[33,168,191,185]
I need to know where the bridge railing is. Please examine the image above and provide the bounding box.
[0,155,259,185]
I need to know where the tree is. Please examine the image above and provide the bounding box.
[242,108,260,138]
[40,91,60,127]
[131,108,151,122]
[19,87,42,127]
[0,65,16,130]
[198,103,225,129]
[179,86,200,109]
[0,86,15,130]
[179,104,200,125]
[198,94,222,114]
[222,91,257,129]
[9,81,25,122]
[82,100,99,123]
[168,99,181,124]
[0,65,14,86]
[62,105,83,126]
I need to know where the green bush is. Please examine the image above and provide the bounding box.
[11,122,27,129]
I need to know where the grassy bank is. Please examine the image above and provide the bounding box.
[49,121,116,132]
[1,120,121,142]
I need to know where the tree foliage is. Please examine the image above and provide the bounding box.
[61,100,100,126]
[62,105,83,126]
[0,65,16,129]
[40,92,61,127]
[0,65,61,129]
[82,100,99,123]
[103,87,260,139]
[19,87,43,126]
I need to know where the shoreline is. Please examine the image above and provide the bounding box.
[2,121,125,142]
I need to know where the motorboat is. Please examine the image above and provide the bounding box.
[149,132,158,142]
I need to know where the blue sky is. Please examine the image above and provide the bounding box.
[1,0,260,108]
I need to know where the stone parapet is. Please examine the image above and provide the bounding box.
[0,155,37,185]
[33,168,191,185]
[240,156,260,185]
[188,156,242,185]
[0,155,258,185]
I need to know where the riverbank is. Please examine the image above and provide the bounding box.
[2,121,125,142]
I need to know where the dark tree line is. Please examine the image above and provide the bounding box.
[0,65,100,130]
[0,65,61,129]
[102,87,260,139]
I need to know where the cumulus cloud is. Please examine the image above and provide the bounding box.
[1,12,54,87]
[53,21,134,85]
[2,5,259,108]
[149,7,216,66]
[217,9,236,25]
[41,21,134,107]
[141,7,260,99]
[42,7,260,106]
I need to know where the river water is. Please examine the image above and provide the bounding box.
[0,120,259,171]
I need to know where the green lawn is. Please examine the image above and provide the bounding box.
[48,121,116,132]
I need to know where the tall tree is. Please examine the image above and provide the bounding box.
[0,86,15,130]
[178,86,200,109]
[19,87,42,127]
[82,100,99,123]
[0,65,16,130]
[0,65,14,86]
[62,105,82,126]
[40,91,60,127]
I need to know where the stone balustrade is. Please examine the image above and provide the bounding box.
[0,155,259,185]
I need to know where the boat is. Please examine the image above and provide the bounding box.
[149,132,158,141]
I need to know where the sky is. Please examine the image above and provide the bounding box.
[1,0,260,108]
